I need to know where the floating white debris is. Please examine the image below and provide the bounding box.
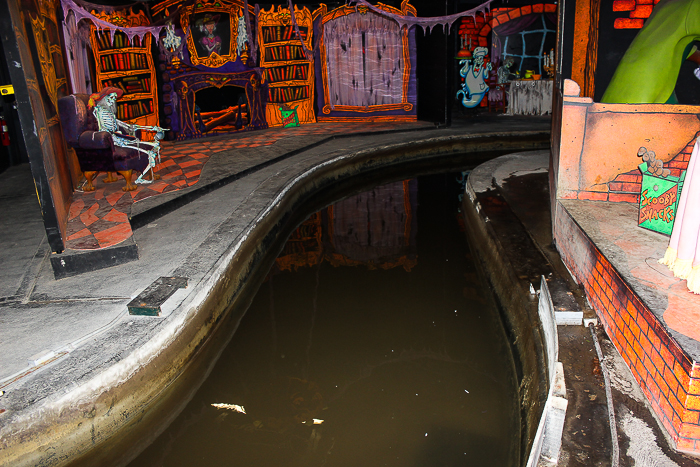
[302,419,325,425]
[211,403,246,414]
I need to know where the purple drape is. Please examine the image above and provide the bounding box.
[491,12,557,64]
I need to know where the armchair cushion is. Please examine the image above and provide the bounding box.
[77,131,112,150]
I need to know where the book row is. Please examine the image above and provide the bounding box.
[264,64,309,83]
[99,53,149,72]
[261,25,308,44]
[101,75,152,95]
[264,45,308,62]
[268,85,310,103]
[116,99,154,121]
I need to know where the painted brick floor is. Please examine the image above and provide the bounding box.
[65,122,417,250]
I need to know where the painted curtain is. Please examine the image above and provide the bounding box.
[323,11,404,107]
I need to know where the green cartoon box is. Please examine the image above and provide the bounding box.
[638,161,684,236]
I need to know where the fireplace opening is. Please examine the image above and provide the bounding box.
[194,85,250,134]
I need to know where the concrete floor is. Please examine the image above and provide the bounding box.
[1,115,697,466]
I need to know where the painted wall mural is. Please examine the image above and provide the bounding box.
[315,1,418,122]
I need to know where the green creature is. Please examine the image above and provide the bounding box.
[601,0,700,104]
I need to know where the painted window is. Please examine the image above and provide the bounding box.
[501,15,556,75]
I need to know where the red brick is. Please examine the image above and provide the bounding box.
[643,353,657,377]
[676,361,691,388]
[615,18,645,28]
[624,346,638,369]
[604,285,613,301]
[649,377,662,401]
[609,192,640,204]
[689,378,700,395]
[679,423,700,440]
[661,397,675,419]
[661,415,678,437]
[532,4,544,13]
[630,320,641,339]
[671,392,685,418]
[615,173,642,183]
[676,437,696,451]
[661,345,673,364]
[544,4,557,12]
[508,9,521,20]
[666,374,688,396]
[649,347,664,371]
[612,295,622,311]
[638,317,650,337]
[640,333,653,357]
[687,395,700,411]
[521,5,532,15]
[673,412,683,430]
[622,182,641,191]
[682,410,700,425]
[630,5,654,17]
[613,0,636,10]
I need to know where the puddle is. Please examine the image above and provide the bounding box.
[127,173,520,467]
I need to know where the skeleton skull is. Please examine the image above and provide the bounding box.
[98,92,118,114]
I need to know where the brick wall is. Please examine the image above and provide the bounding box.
[606,132,699,204]
[554,201,700,453]
[613,0,661,29]
[456,4,558,57]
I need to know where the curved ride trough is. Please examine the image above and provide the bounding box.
[0,130,550,467]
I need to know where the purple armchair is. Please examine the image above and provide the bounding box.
[58,94,149,192]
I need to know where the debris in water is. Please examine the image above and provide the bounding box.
[302,419,325,425]
[211,403,246,414]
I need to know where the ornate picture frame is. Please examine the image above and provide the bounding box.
[181,0,240,68]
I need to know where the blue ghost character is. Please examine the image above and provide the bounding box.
[457,47,493,108]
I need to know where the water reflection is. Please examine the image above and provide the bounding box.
[274,180,418,275]
[127,173,519,467]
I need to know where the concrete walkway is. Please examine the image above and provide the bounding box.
[0,117,551,466]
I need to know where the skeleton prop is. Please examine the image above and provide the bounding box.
[88,87,168,185]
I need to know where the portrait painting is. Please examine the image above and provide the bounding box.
[190,11,231,59]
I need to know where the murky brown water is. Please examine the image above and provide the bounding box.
[127,173,520,467]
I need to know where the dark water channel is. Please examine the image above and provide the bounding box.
[127,173,520,467]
